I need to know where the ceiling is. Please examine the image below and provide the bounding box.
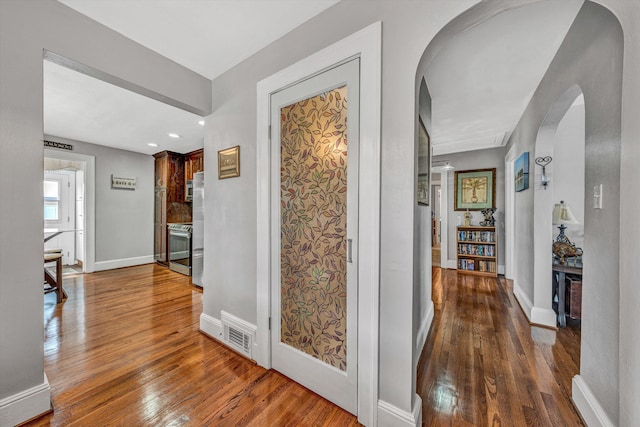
[47,0,339,155]
[48,0,583,157]
[44,60,206,156]
[425,0,582,155]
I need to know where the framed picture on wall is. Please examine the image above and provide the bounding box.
[218,145,240,179]
[515,152,529,192]
[454,168,496,210]
[417,117,430,206]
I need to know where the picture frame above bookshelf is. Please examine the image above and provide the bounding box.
[456,225,497,277]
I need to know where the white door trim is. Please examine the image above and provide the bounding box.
[256,22,381,426]
[505,144,516,280]
[44,148,96,273]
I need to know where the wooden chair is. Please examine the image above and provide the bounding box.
[44,251,66,303]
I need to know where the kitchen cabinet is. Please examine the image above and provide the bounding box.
[185,149,204,181]
[185,149,204,202]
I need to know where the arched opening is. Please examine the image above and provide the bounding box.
[532,85,585,328]
[414,0,623,424]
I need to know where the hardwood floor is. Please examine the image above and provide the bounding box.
[28,264,359,427]
[27,263,582,426]
[418,268,583,426]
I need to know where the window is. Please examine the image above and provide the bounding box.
[44,180,60,221]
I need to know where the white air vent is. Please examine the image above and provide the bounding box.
[221,310,256,359]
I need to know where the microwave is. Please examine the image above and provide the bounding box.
[185,180,193,202]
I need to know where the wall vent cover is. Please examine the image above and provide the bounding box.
[221,311,255,359]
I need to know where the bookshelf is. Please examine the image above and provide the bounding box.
[456,226,497,277]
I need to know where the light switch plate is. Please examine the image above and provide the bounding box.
[593,184,603,209]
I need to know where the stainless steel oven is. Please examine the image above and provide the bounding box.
[168,223,192,276]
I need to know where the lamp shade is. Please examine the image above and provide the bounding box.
[552,200,579,225]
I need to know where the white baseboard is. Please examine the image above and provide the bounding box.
[498,264,505,275]
[572,375,615,427]
[377,395,422,426]
[199,312,223,340]
[416,301,434,357]
[513,281,556,328]
[0,375,51,426]
[94,255,154,271]
[513,281,533,321]
[530,307,557,328]
[446,260,457,269]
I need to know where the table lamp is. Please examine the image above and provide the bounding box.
[552,200,579,244]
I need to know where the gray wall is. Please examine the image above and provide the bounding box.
[414,78,433,367]
[45,135,154,263]
[434,148,506,269]
[608,0,640,423]
[0,0,209,420]
[505,1,622,421]
[202,0,480,416]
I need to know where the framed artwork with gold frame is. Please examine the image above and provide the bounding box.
[218,145,240,179]
[454,168,496,211]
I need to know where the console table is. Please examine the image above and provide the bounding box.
[552,263,582,328]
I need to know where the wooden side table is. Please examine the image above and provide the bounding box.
[552,263,582,328]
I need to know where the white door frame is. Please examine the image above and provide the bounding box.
[256,22,381,426]
[505,144,516,280]
[440,170,450,268]
[44,148,96,273]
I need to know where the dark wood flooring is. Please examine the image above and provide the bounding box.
[418,268,583,426]
[26,264,582,426]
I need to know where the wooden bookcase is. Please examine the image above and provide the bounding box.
[456,226,497,277]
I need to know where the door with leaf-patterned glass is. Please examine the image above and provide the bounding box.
[270,58,359,414]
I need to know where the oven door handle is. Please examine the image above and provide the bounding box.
[169,231,191,239]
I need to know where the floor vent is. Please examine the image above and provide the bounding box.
[221,311,255,359]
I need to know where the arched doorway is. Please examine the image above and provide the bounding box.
[532,85,585,328]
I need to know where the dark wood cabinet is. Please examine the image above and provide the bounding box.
[185,149,204,202]
[185,149,204,181]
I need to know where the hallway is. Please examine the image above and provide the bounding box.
[419,268,583,425]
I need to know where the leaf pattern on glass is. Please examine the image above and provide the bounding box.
[280,86,348,371]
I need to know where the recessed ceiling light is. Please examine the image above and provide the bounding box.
[168,133,181,138]
[198,120,205,126]
[147,143,158,147]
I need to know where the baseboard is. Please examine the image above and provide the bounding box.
[513,281,532,321]
[0,375,51,426]
[94,255,154,271]
[572,375,615,427]
[530,307,556,328]
[498,264,505,275]
[416,301,434,357]
[447,260,457,269]
[199,312,223,341]
[377,395,422,426]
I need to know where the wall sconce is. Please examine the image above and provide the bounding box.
[535,156,552,189]
[433,160,455,171]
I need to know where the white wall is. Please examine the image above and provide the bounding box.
[0,0,210,423]
[433,148,506,270]
[552,101,585,248]
[505,2,623,422]
[45,135,155,267]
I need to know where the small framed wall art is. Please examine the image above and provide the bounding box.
[514,152,529,192]
[454,168,496,211]
[111,175,136,190]
[218,145,240,179]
